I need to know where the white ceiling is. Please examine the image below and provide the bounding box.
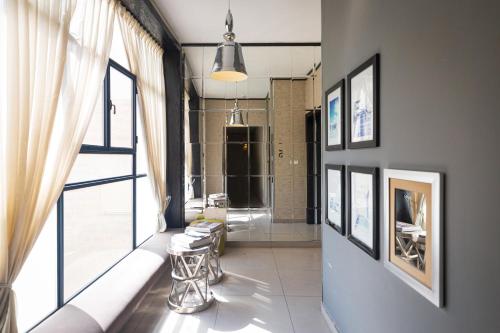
[152,0,321,43]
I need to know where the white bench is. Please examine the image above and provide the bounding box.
[32,231,179,333]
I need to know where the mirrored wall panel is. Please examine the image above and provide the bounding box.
[183,46,321,242]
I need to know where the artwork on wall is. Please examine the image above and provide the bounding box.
[347,166,379,258]
[383,169,443,307]
[347,54,379,149]
[325,164,345,234]
[325,79,345,151]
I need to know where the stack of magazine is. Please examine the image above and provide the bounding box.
[186,221,223,235]
[207,193,228,207]
[396,221,422,233]
[172,221,224,249]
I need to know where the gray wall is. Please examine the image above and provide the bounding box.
[321,1,500,332]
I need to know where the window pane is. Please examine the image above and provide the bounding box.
[137,177,158,244]
[83,86,104,146]
[110,67,133,148]
[13,207,57,332]
[64,181,133,300]
[136,103,149,175]
[109,19,130,70]
[66,154,132,184]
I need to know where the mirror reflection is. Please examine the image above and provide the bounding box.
[183,46,321,242]
[395,189,427,272]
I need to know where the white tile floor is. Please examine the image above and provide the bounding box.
[121,247,334,333]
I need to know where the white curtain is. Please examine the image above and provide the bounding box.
[117,6,169,232]
[0,0,117,331]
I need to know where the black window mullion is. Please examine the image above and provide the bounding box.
[133,173,137,249]
[132,76,138,248]
[56,194,64,308]
[79,145,134,154]
[132,72,137,153]
[104,64,111,148]
[64,174,146,191]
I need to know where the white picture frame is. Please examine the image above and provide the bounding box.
[383,169,443,307]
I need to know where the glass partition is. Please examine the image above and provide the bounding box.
[183,46,322,242]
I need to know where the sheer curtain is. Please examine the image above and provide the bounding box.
[117,6,169,232]
[0,0,117,331]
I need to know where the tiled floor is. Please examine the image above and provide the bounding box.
[121,247,333,333]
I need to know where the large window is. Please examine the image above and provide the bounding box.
[13,23,159,330]
[62,59,143,302]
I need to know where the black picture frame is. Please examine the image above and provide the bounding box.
[347,166,379,259]
[324,79,345,151]
[347,54,380,149]
[325,164,345,235]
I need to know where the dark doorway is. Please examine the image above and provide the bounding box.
[225,126,266,208]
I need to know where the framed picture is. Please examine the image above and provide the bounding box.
[347,166,379,258]
[325,164,345,234]
[383,169,443,307]
[347,54,379,149]
[325,79,345,151]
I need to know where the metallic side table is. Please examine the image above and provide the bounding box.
[207,229,224,285]
[167,244,214,314]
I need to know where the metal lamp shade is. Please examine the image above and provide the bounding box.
[228,107,245,126]
[226,99,246,126]
[211,41,247,82]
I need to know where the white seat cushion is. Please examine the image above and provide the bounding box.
[33,231,180,333]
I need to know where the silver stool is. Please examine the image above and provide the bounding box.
[167,244,214,313]
[207,229,224,285]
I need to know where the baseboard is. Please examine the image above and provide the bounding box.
[272,218,308,224]
[321,302,339,333]
[226,240,321,248]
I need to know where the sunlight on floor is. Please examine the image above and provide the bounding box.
[121,247,332,333]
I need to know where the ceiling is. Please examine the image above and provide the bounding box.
[152,0,321,44]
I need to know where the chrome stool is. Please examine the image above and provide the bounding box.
[167,244,214,313]
[207,229,224,285]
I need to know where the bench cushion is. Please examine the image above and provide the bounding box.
[32,304,103,333]
[33,231,179,333]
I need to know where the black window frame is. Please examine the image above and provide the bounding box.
[55,59,148,308]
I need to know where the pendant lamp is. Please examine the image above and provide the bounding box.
[227,100,245,126]
[211,2,247,82]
